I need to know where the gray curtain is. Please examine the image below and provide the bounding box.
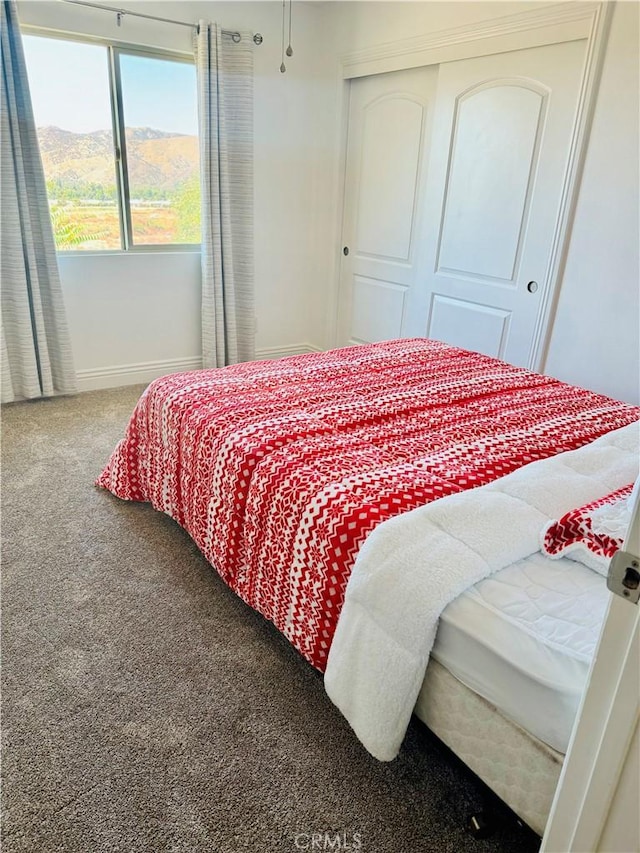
[1,0,77,403]
[195,22,255,368]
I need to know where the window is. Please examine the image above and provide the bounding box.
[22,34,200,252]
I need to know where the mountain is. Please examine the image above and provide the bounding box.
[37,126,199,192]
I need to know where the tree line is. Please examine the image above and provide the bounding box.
[46,176,201,247]
[46,179,169,203]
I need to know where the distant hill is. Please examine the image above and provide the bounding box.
[37,126,199,192]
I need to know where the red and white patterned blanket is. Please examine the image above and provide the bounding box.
[542,483,635,572]
[97,339,639,671]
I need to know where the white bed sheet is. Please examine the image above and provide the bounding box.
[432,551,609,754]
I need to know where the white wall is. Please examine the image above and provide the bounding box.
[58,252,202,388]
[326,0,541,52]
[597,718,640,853]
[17,0,336,389]
[545,1,640,405]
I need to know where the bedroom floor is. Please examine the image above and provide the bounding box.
[1,386,541,853]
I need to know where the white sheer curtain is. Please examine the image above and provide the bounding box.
[1,0,77,403]
[195,23,255,368]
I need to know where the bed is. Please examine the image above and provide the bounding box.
[97,338,640,835]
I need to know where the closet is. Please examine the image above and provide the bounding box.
[337,38,587,368]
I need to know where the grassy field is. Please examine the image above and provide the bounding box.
[51,203,199,250]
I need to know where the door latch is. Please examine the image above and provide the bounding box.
[607,550,640,605]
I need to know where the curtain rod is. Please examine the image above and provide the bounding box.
[60,0,262,44]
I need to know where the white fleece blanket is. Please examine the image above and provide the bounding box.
[324,421,639,761]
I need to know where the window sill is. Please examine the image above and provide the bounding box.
[57,246,202,258]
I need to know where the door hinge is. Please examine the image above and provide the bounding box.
[607,550,640,605]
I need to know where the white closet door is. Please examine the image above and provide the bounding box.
[337,66,438,346]
[411,39,586,367]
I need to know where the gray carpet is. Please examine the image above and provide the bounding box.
[1,386,540,853]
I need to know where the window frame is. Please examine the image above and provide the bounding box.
[21,27,201,255]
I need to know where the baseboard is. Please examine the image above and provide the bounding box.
[76,344,323,392]
[255,343,322,360]
[76,356,203,392]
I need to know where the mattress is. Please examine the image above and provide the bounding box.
[431,551,609,754]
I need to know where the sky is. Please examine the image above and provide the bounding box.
[22,35,198,136]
